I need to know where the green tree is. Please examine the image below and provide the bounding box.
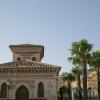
[62,72,75,100]
[89,51,100,100]
[68,53,82,100]
[71,66,82,100]
[69,39,93,100]
[59,86,67,100]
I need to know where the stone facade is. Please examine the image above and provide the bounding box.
[0,44,61,100]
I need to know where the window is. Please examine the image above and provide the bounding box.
[0,83,7,98]
[17,57,21,61]
[38,82,44,97]
[32,57,36,61]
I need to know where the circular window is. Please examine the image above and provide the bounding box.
[32,57,36,61]
[17,57,21,61]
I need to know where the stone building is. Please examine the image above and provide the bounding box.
[0,44,61,100]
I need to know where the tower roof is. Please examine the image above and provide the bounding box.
[9,44,44,47]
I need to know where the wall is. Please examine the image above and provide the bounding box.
[0,72,58,100]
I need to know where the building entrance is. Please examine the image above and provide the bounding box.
[16,85,29,100]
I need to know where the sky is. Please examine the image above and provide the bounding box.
[0,0,100,74]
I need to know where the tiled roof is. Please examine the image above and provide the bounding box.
[0,60,61,70]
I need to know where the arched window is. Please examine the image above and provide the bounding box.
[0,83,7,98]
[17,57,21,61]
[38,82,44,97]
[32,57,36,61]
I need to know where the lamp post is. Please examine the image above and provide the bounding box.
[6,80,10,100]
[88,87,92,100]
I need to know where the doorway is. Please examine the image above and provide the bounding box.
[16,85,29,100]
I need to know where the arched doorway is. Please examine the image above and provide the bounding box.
[0,83,7,98]
[38,82,44,97]
[16,85,29,100]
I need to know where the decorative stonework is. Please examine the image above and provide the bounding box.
[0,44,61,100]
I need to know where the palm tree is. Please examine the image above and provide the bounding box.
[69,39,93,100]
[62,72,75,100]
[59,86,67,100]
[71,66,82,100]
[68,53,82,100]
[89,51,100,100]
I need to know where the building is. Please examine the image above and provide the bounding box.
[87,71,97,89]
[0,44,61,100]
[58,75,65,89]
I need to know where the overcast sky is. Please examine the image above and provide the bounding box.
[0,0,100,73]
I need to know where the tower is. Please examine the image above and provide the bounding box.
[9,44,44,62]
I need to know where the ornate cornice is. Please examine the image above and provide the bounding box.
[0,60,61,74]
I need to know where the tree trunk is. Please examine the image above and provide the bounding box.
[68,82,72,100]
[97,67,100,100]
[77,75,82,100]
[83,64,88,100]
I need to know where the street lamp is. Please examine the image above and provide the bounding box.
[6,80,10,100]
[88,86,92,100]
